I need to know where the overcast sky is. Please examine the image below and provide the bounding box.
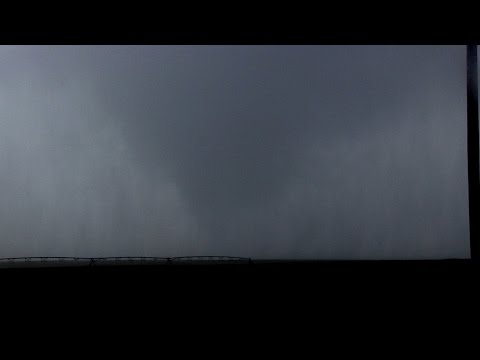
[0,45,471,259]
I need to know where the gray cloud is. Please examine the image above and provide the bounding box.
[0,45,470,259]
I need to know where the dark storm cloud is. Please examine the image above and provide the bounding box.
[0,45,470,259]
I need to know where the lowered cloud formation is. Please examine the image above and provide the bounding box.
[0,45,470,259]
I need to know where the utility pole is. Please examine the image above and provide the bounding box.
[467,45,479,261]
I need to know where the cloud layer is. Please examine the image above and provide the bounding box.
[0,45,470,259]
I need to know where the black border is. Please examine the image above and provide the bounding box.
[467,45,479,261]
[2,6,480,44]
